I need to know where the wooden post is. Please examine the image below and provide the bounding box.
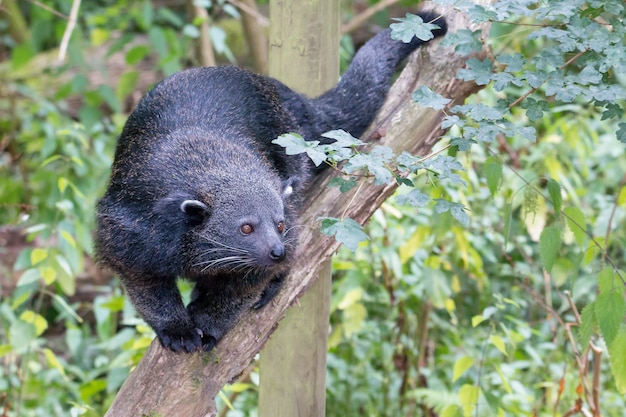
[258,1,339,416]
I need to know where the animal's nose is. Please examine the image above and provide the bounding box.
[269,244,285,262]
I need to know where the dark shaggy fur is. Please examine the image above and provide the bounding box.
[95,14,446,352]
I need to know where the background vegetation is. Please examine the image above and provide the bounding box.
[0,1,624,416]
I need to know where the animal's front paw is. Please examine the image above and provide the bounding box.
[155,323,203,353]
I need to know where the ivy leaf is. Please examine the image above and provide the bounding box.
[319,217,368,252]
[442,115,464,129]
[450,137,476,151]
[484,157,502,195]
[396,189,431,207]
[413,86,451,110]
[547,179,562,214]
[273,133,327,166]
[601,103,623,120]
[451,103,506,121]
[521,97,550,122]
[441,29,483,56]
[434,199,470,226]
[539,226,561,272]
[595,291,625,346]
[497,53,526,73]
[328,177,358,193]
[517,126,537,142]
[390,13,442,43]
[425,155,466,185]
[321,129,363,148]
[617,122,626,143]
[344,146,394,185]
[456,58,493,86]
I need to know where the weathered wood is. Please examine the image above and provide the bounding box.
[103,4,492,416]
[258,1,338,416]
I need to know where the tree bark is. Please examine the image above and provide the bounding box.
[103,4,492,417]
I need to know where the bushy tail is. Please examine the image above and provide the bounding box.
[312,12,446,139]
[274,11,447,146]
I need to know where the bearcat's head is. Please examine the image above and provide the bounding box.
[164,173,298,281]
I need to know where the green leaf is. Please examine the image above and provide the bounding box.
[484,157,502,195]
[452,356,474,382]
[320,130,363,147]
[413,86,451,110]
[456,58,493,86]
[617,122,626,143]
[319,217,368,252]
[17,268,41,287]
[11,43,35,69]
[328,177,358,193]
[564,206,586,246]
[31,248,48,266]
[9,319,37,352]
[441,29,483,56]
[490,335,508,356]
[19,310,48,336]
[58,177,69,193]
[342,302,367,337]
[602,103,623,120]
[434,199,470,226]
[183,24,200,38]
[344,147,394,185]
[273,133,327,167]
[44,348,67,379]
[609,329,626,394]
[595,292,625,346]
[459,384,479,417]
[578,302,597,348]
[125,45,150,65]
[390,13,442,43]
[547,179,562,214]
[539,226,561,272]
[397,189,431,208]
[598,267,616,294]
[0,345,12,358]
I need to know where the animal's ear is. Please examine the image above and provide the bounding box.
[180,200,210,226]
[281,177,298,198]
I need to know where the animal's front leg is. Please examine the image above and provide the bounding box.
[123,276,203,353]
[187,280,250,351]
[253,274,286,310]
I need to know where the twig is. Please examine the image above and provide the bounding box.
[189,1,216,67]
[25,0,68,20]
[603,171,626,264]
[342,0,400,35]
[235,0,268,74]
[508,50,586,109]
[58,0,81,62]
[228,0,269,26]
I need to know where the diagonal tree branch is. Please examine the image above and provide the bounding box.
[103,5,493,417]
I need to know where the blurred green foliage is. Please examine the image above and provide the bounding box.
[0,1,624,417]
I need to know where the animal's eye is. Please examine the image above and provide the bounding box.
[277,221,285,233]
[240,224,254,235]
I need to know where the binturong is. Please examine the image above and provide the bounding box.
[95,12,447,353]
